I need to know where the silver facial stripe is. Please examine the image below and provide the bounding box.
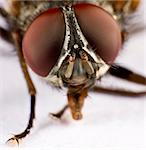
[44,4,110,85]
[62,5,99,63]
[67,7,99,63]
[55,6,72,68]
[61,5,109,70]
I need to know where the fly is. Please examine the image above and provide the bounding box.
[0,0,145,146]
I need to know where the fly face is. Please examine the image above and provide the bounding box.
[53,5,109,88]
[22,3,121,120]
[44,5,111,120]
[45,5,118,120]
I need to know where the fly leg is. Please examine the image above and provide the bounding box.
[1,3,36,145]
[108,65,146,85]
[50,105,68,120]
[6,31,36,146]
[7,96,36,146]
[0,7,17,44]
[91,86,146,97]
[0,27,14,43]
[92,64,146,97]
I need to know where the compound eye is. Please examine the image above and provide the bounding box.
[23,3,121,77]
[22,8,65,77]
[74,3,121,64]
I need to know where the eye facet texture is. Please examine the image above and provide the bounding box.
[23,8,65,76]
[74,4,121,64]
[22,3,121,77]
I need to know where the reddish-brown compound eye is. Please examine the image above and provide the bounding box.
[73,3,121,64]
[22,8,65,77]
[22,3,121,77]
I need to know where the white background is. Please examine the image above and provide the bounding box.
[0,0,146,150]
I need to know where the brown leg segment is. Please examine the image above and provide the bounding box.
[108,65,146,85]
[50,105,68,119]
[7,95,35,146]
[0,27,14,43]
[7,31,36,145]
[91,86,146,97]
